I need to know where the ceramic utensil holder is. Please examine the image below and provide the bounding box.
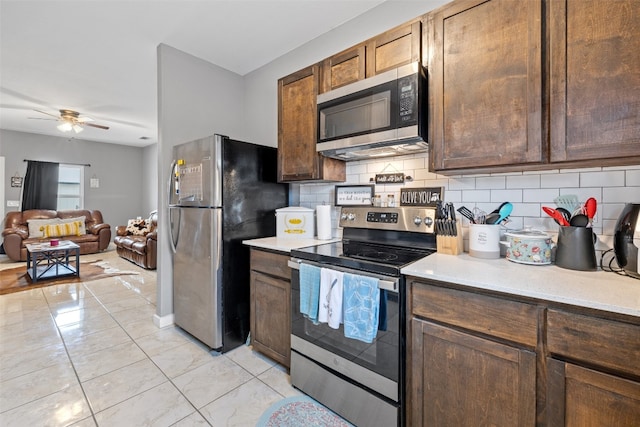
[468,224,501,259]
[555,226,597,271]
[436,220,463,255]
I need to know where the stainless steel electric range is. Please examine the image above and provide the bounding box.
[289,206,437,427]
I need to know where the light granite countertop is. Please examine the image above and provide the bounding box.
[401,253,640,318]
[242,236,341,253]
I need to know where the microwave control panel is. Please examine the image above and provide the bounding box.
[398,74,418,124]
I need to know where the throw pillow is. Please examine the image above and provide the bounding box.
[60,216,87,235]
[42,220,84,238]
[27,218,59,238]
[125,218,150,236]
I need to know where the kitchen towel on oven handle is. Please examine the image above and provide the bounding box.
[299,263,321,324]
[319,268,344,329]
[343,273,380,343]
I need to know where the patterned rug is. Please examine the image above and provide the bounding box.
[257,396,354,427]
[0,259,139,295]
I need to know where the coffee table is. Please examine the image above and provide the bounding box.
[25,241,80,283]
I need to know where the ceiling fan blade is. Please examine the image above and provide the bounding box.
[33,109,60,118]
[85,123,109,130]
[28,117,58,121]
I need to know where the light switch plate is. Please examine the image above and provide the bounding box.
[7,200,19,207]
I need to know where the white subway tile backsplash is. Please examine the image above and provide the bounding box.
[506,174,540,189]
[294,153,636,251]
[602,187,640,203]
[448,177,476,190]
[476,176,506,189]
[540,173,579,188]
[413,168,439,180]
[402,158,425,170]
[461,189,491,202]
[523,188,560,203]
[580,171,625,187]
[626,169,640,186]
[490,189,523,203]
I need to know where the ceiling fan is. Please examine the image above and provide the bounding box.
[30,109,110,133]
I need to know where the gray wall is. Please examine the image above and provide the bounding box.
[156,44,245,322]
[0,129,146,229]
[242,0,448,147]
[154,1,447,323]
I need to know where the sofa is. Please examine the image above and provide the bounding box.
[2,209,112,262]
[113,212,157,269]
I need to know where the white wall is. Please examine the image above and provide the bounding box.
[156,43,245,323]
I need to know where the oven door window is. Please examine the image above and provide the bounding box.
[318,80,397,142]
[292,273,399,383]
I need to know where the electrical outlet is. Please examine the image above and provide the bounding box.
[7,200,19,207]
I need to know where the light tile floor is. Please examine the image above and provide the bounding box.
[0,250,303,426]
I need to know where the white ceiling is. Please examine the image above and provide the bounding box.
[0,0,387,147]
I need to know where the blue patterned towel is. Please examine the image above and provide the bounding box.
[343,273,380,343]
[299,263,321,324]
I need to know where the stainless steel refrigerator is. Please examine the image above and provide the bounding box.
[168,134,288,352]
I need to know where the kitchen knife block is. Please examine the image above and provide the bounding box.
[436,220,463,255]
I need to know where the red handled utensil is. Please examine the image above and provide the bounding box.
[584,197,597,226]
[542,206,570,226]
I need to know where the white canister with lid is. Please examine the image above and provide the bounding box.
[276,207,314,239]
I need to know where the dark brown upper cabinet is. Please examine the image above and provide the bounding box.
[277,64,346,183]
[549,0,640,165]
[366,19,422,76]
[428,0,544,173]
[319,44,366,94]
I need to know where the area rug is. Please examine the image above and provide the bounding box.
[256,395,354,427]
[0,259,139,295]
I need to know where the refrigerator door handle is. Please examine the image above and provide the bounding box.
[168,159,179,254]
[169,207,180,254]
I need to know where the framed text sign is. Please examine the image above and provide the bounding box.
[400,187,444,207]
[375,173,405,184]
[335,185,375,206]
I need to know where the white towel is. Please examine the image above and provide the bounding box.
[318,268,344,329]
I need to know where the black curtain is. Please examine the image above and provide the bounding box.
[21,160,59,210]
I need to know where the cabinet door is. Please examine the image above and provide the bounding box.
[547,359,640,426]
[367,20,421,76]
[429,0,544,172]
[250,270,290,367]
[409,319,536,427]
[319,45,366,94]
[549,0,640,163]
[277,65,345,183]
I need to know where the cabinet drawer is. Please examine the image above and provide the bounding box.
[547,309,640,378]
[410,280,538,347]
[250,249,291,280]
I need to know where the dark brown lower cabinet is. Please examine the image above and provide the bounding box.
[548,359,640,427]
[410,319,536,426]
[406,277,640,427]
[249,249,291,368]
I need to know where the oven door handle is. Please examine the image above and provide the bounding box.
[288,259,398,292]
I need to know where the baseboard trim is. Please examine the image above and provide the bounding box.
[153,313,175,328]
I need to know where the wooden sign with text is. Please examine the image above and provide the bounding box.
[400,187,443,207]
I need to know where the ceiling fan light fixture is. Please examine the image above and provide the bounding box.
[72,124,84,133]
[57,122,73,132]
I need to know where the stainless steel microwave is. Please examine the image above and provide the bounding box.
[316,62,427,161]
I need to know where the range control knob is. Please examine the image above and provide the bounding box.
[340,213,348,220]
[423,217,434,227]
[413,216,422,226]
[347,213,356,221]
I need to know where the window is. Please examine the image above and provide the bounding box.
[57,164,84,210]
